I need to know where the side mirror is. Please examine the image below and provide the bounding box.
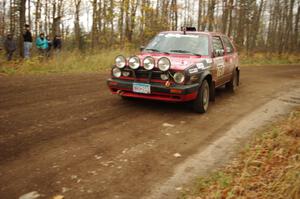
[140,46,145,51]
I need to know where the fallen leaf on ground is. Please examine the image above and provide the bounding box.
[53,195,64,199]
[19,191,40,199]
[163,123,175,127]
[174,153,182,158]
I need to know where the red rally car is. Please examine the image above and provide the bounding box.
[107,28,240,113]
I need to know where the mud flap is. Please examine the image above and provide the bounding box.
[236,68,240,86]
[210,81,215,102]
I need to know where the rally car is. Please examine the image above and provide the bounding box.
[107,27,240,113]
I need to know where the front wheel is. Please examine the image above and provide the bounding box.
[192,80,210,113]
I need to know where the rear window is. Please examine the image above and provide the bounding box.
[222,36,234,54]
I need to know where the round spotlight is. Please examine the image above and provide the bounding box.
[160,73,169,80]
[122,71,130,77]
[158,57,171,71]
[112,67,121,78]
[115,55,126,68]
[143,56,155,70]
[128,56,140,69]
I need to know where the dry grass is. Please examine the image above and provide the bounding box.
[0,49,137,74]
[240,52,300,65]
[0,50,299,75]
[181,108,300,199]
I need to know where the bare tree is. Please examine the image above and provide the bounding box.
[19,0,26,57]
[73,0,81,49]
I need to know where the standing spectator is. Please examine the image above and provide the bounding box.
[4,33,17,61]
[36,33,48,56]
[23,24,33,59]
[53,35,62,52]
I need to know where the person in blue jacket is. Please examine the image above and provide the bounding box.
[36,33,48,56]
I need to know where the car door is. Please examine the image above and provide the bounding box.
[222,36,236,82]
[212,36,226,86]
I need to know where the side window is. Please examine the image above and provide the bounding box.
[222,36,234,54]
[212,36,224,57]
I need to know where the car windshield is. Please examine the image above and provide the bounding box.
[144,33,209,56]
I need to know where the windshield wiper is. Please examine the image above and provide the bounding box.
[145,48,160,52]
[145,48,170,54]
[169,50,201,56]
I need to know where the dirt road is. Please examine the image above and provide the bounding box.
[0,65,300,199]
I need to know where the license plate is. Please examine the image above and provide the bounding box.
[133,83,151,94]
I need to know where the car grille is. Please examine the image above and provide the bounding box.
[124,68,164,80]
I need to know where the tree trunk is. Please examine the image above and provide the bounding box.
[222,0,229,34]
[74,0,81,49]
[227,0,234,36]
[197,0,202,31]
[35,0,41,36]
[91,0,98,49]
[0,0,6,36]
[293,4,300,51]
[208,0,216,31]
[27,0,30,26]
[19,0,26,57]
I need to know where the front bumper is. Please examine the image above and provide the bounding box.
[107,78,200,102]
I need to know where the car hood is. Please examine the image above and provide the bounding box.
[138,52,211,71]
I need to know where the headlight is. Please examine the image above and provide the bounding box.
[143,56,155,70]
[115,55,126,68]
[112,67,121,78]
[158,57,171,71]
[128,56,140,69]
[160,73,169,80]
[173,72,185,84]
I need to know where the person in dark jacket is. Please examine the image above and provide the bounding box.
[53,35,62,52]
[23,24,33,58]
[46,35,52,57]
[4,34,17,61]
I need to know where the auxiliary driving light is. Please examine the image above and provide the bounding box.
[128,56,140,69]
[122,71,130,77]
[143,56,155,70]
[112,67,121,78]
[158,57,171,71]
[160,73,169,80]
[115,55,126,68]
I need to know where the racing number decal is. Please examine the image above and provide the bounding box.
[217,64,225,77]
[214,57,225,77]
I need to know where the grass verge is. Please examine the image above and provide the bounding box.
[0,51,299,75]
[0,49,137,75]
[180,108,300,199]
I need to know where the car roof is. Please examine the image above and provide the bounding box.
[159,31,226,37]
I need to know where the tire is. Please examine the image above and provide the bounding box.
[226,69,238,92]
[192,80,210,113]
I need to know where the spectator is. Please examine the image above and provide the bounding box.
[53,35,62,52]
[46,35,52,56]
[23,24,33,58]
[4,33,17,61]
[36,33,48,56]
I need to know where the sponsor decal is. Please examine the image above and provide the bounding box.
[196,63,204,69]
[188,68,198,74]
[214,57,225,77]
